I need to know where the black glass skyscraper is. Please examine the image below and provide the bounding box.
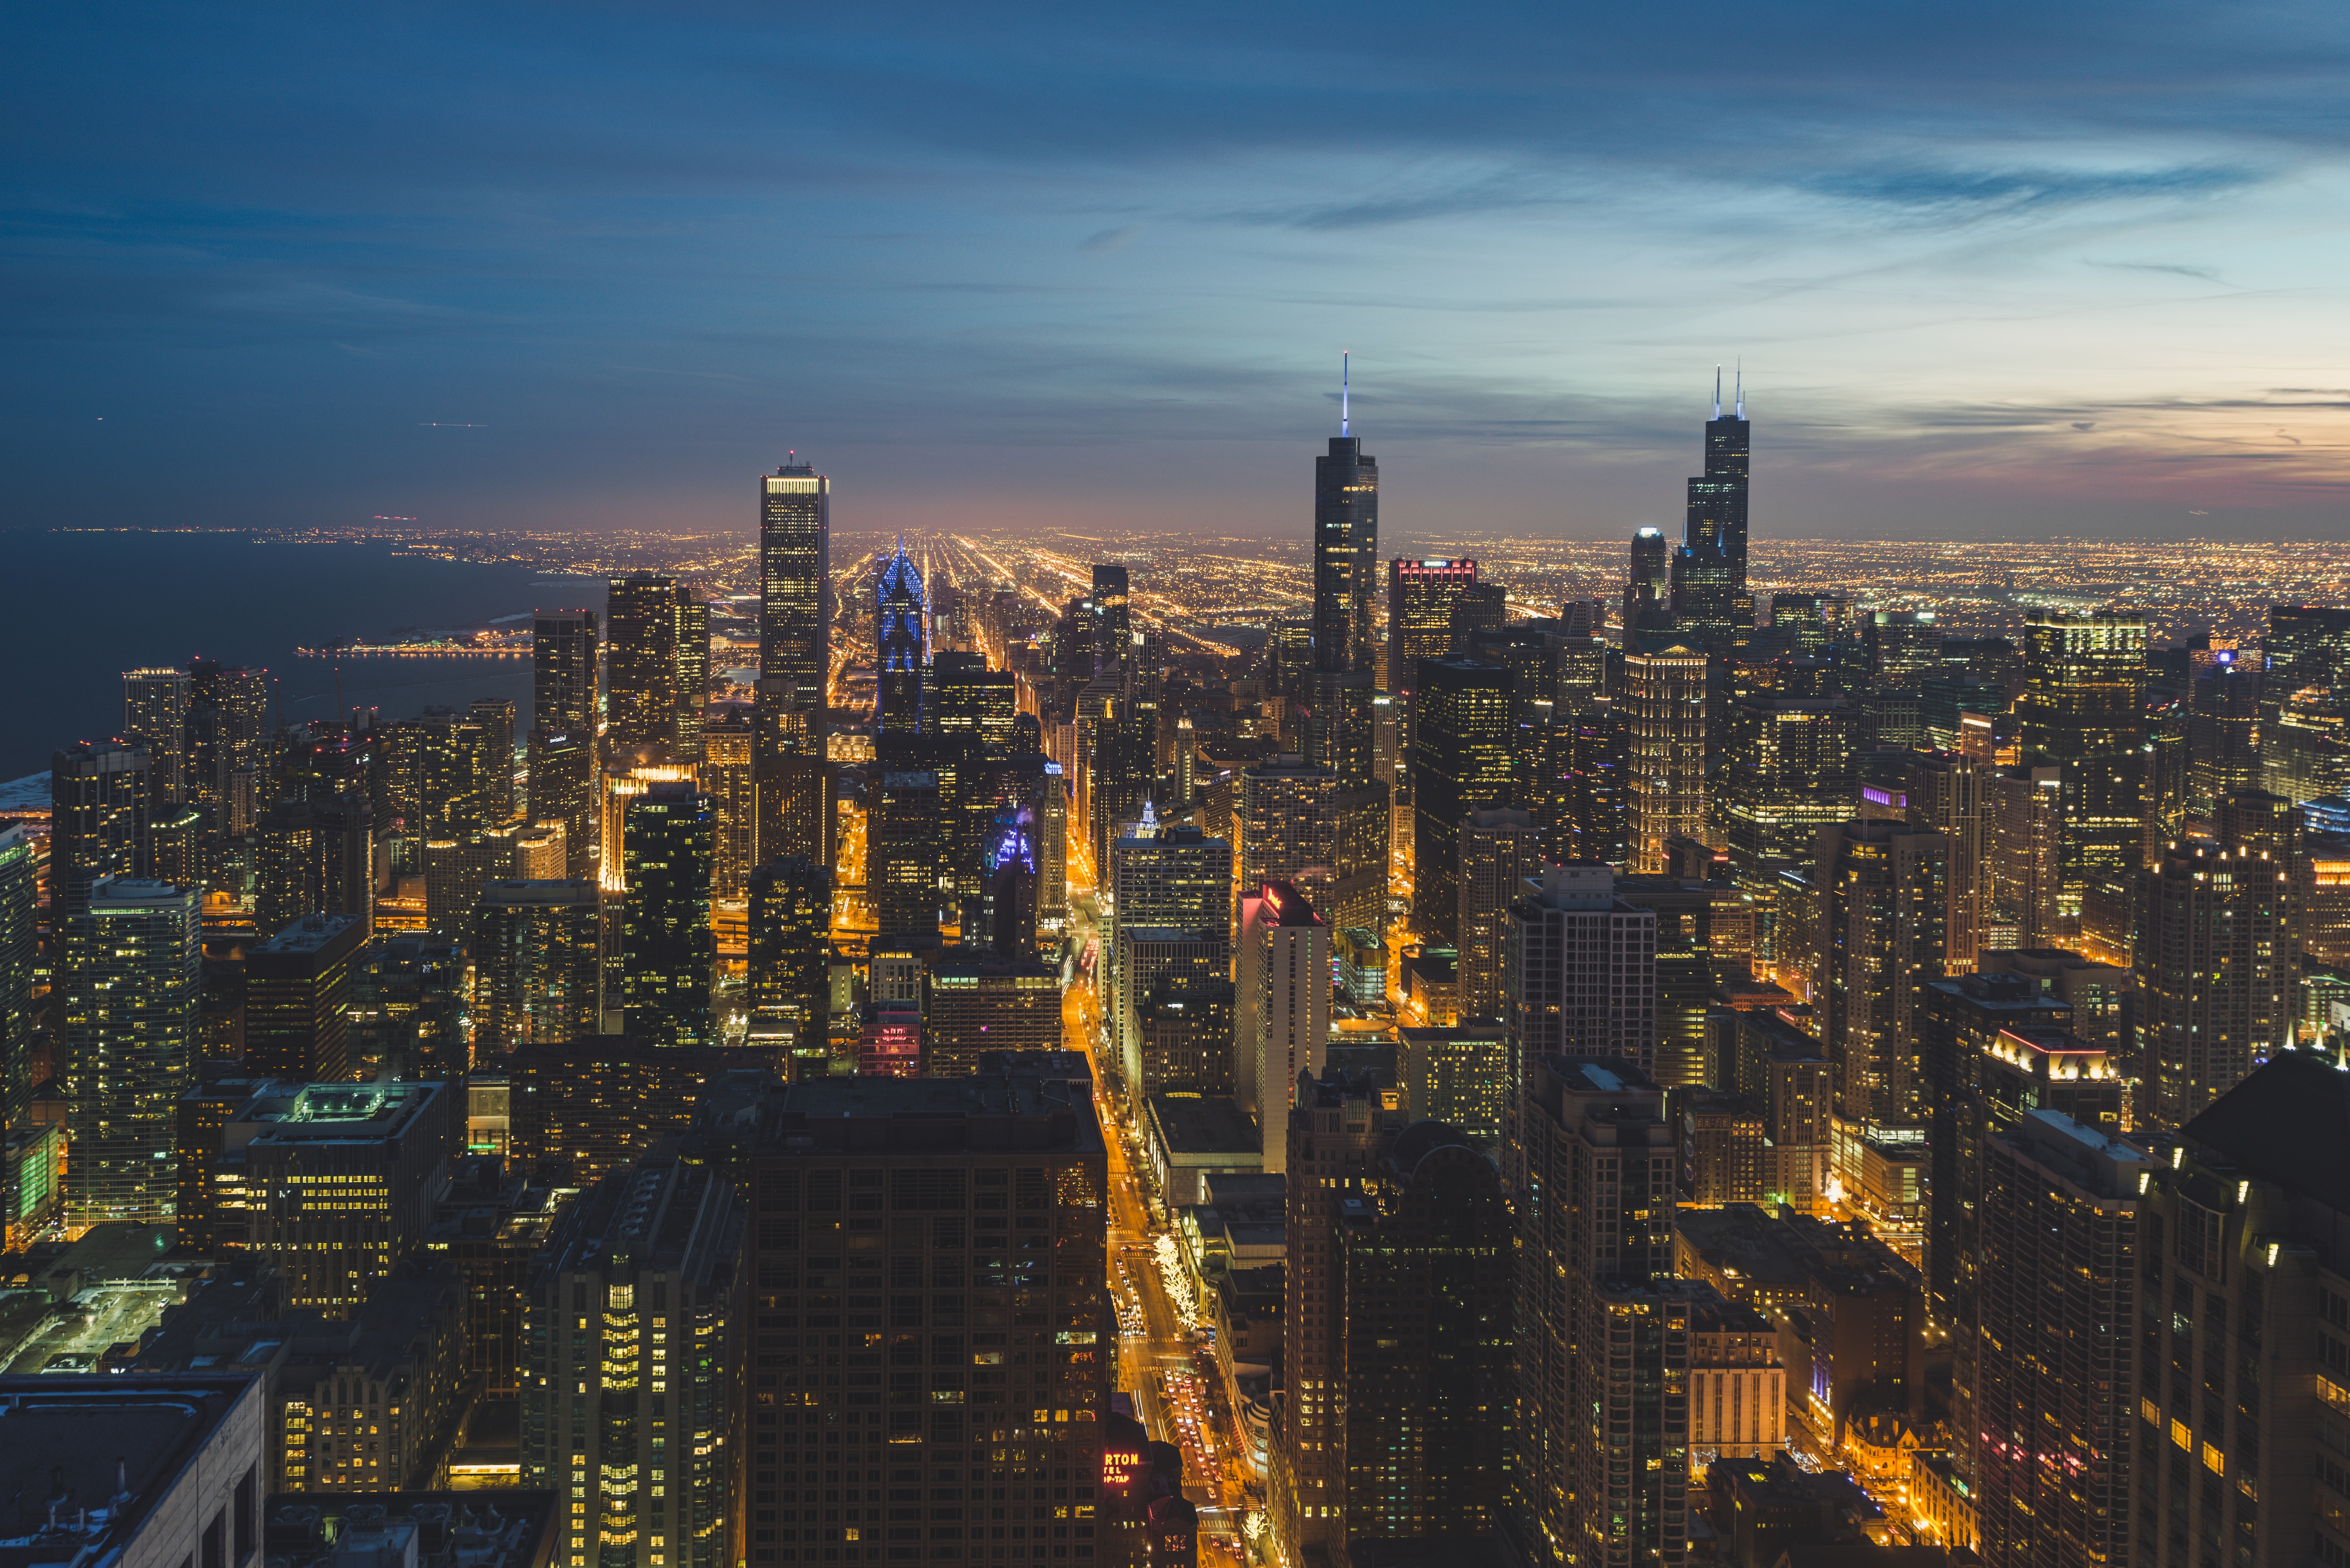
[1092,564,1131,686]
[875,541,926,736]
[759,460,830,735]
[1315,373,1379,677]
[1688,368,1750,586]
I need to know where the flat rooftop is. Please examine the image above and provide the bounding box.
[1148,1094,1262,1157]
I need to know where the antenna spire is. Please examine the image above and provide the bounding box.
[1341,351,1350,437]
[1713,365,1722,421]
[1734,359,1744,420]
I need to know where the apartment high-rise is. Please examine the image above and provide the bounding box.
[1315,418,1379,679]
[702,705,757,899]
[2144,836,2291,1129]
[1815,820,1947,1130]
[0,826,33,1123]
[532,607,599,735]
[123,666,191,804]
[734,1055,1112,1568]
[474,879,600,1057]
[1623,640,1708,874]
[1412,657,1514,944]
[746,855,830,1048]
[1902,750,1986,975]
[1719,696,1855,950]
[1235,882,1331,1174]
[243,913,367,1081]
[607,572,686,762]
[1514,1055,1690,1568]
[1107,817,1231,1090]
[877,542,928,737]
[530,726,597,881]
[1457,805,1541,1020]
[62,878,200,1230]
[759,459,831,736]
[51,740,152,917]
[621,780,714,1045]
[1501,864,1659,1179]
[524,1149,744,1568]
[2018,610,2147,961]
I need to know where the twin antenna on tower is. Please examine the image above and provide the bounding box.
[1714,361,1745,420]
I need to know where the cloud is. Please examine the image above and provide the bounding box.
[1079,224,1141,253]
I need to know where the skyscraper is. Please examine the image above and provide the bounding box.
[746,854,830,1048]
[1457,805,1541,1020]
[2018,610,2146,961]
[532,608,599,736]
[1412,657,1514,944]
[50,740,152,917]
[122,667,191,804]
[759,458,831,734]
[1235,882,1330,1174]
[524,1148,744,1568]
[701,705,757,899]
[621,780,713,1045]
[2144,836,2291,1128]
[876,541,928,736]
[873,766,942,940]
[528,726,597,881]
[1501,863,1659,1177]
[1622,528,1670,633]
[1623,640,1708,874]
[607,572,684,761]
[1688,368,1750,580]
[244,913,367,1081]
[1718,696,1855,948]
[734,1056,1112,1568]
[0,826,33,1124]
[1108,815,1231,1086]
[1815,820,1948,1131]
[1092,562,1132,686]
[474,879,601,1056]
[1315,390,1379,679]
[63,877,199,1230]
[1387,558,1479,687]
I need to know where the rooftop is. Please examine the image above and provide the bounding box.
[0,1374,262,1567]
[1149,1094,1262,1157]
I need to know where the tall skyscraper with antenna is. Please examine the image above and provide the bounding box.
[1314,354,1379,678]
[1664,366,1753,652]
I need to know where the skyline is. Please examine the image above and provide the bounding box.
[10,3,2350,540]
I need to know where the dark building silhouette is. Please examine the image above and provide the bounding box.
[747,855,831,1047]
[621,780,713,1045]
[243,913,366,1082]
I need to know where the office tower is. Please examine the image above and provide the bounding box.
[622,780,714,1045]
[1137,975,1236,1093]
[1514,1056,1688,1568]
[508,1036,769,1184]
[1316,416,1379,679]
[973,804,1042,958]
[877,542,928,736]
[513,822,565,878]
[608,572,686,760]
[1235,882,1330,1174]
[675,594,710,764]
[1668,542,1739,652]
[524,1148,744,1568]
[407,702,505,837]
[759,458,831,732]
[187,656,269,838]
[51,740,152,917]
[1815,821,1947,1129]
[148,803,203,889]
[474,879,600,1056]
[1457,806,1541,1019]
[0,826,32,1123]
[204,1077,459,1316]
[746,855,830,1047]
[1093,562,1133,686]
[1623,640,1708,874]
[470,695,519,821]
[62,878,199,1230]
[734,1054,1111,1568]
[1281,1107,1511,1558]
[243,913,366,1081]
[2189,646,2264,809]
[1401,1022,1509,1151]
[122,666,191,803]
[1411,657,1513,944]
[254,792,373,934]
[1558,706,1629,864]
[1985,765,2064,949]
[2264,683,2350,803]
[1901,750,1985,975]
[755,716,831,871]
[2144,836,2291,1129]
[1108,817,1231,1084]
[701,706,757,899]
[1689,370,1751,584]
[533,607,599,734]
[1501,864,1658,1183]
[2264,601,2350,688]
[1623,528,1671,633]
[1268,615,1318,709]
[422,829,504,940]
[1962,1109,2145,1568]
[1389,559,1479,686]
[1272,1064,1393,1559]
[2018,610,2147,960]
[923,954,1063,1073]
[874,766,942,940]
[1914,971,2077,1325]
[1719,696,1854,953]
[1864,610,1943,687]
[932,651,1016,749]
[1612,872,1717,1091]
[1238,756,1348,923]
[530,726,597,880]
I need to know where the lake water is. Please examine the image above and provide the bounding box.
[0,530,607,779]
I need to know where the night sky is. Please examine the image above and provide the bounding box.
[9,2,2350,541]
